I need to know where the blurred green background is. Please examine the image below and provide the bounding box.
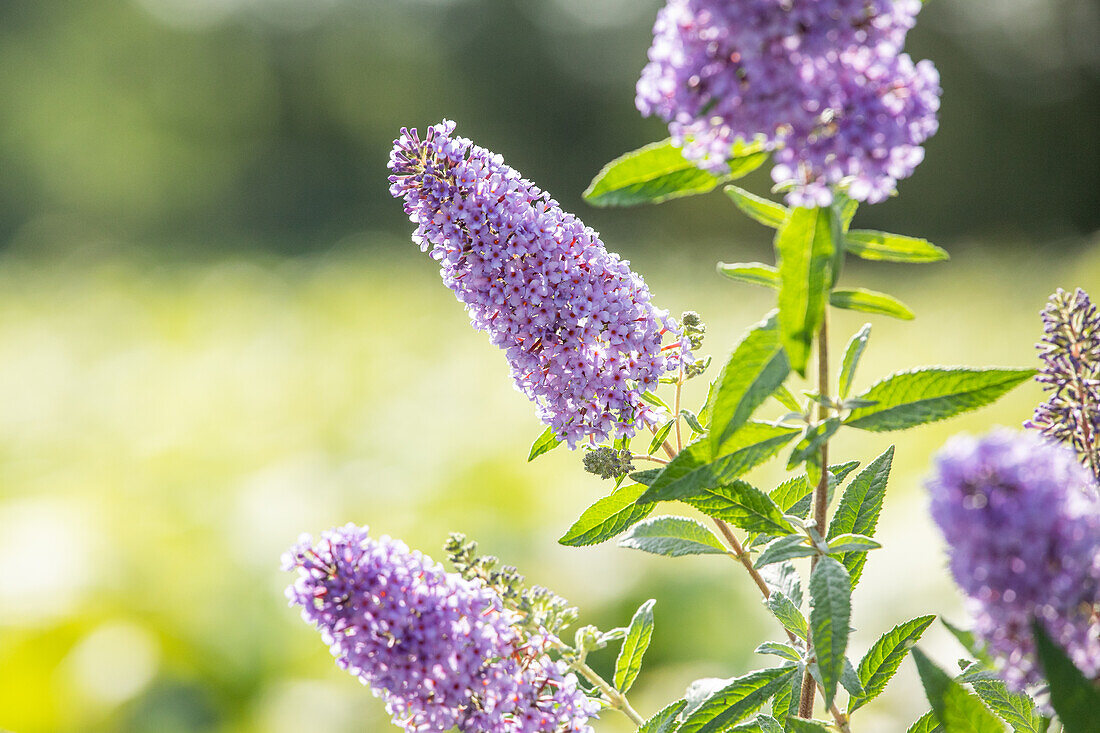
[0,1,1097,732]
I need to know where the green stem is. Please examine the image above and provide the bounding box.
[573,660,646,725]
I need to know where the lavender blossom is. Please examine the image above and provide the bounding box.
[927,430,1100,690]
[284,525,599,732]
[389,121,689,447]
[1026,288,1100,483]
[636,0,941,206]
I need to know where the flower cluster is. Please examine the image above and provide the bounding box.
[927,430,1100,690]
[636,0,941,206]
[388,121,689,447]
[284,525,599,732]
[1026,287,1100,482]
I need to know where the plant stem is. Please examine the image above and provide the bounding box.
[674,366,685,451]
[573,660,645,725]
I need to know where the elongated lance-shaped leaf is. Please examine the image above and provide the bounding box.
[637,699,687,733]
[640,425,799,503]
[618,516,728,557]
[837,193,859,231]
[766,590,809,640]
[844,367,1036,432]
[558,483,654,547]
[970,678,1046,733]
[773,384,802,413]
[809,557,852,707]
[756,641,802,663]
[718,262,780,289]
[1031,619,1100,730]
[759,561,803,607]
[682,480,795,536]
[826,534,881,553]
[831,288,915,320]
[826,446,894,586]
[755,535,817,569]
[784,718,833,732]
[839,324,872,399]
[772,666,802,720]
[584,139,766,207]
[678,666,798,733]
[841,657,867,698]
[725,185,789,228]
[912,649,1004,733]
[709,312,791,452]
[787,418,842,469]
[649,421,675,455]
[614,599,655,692]
[775,206,838,375]
[907,711,945,733]
[845,230,949,263]
[528,426,561,461]
[849,615,936,713]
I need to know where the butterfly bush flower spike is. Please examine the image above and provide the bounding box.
[927,430,1100,690]
[284,525,599,733]
[389,121,690,447]
[636,0,941,205]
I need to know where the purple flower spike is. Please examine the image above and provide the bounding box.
[284,525,599,732]
[389,121,690,447]
[636,0,941,206]
[927,430,1100,691]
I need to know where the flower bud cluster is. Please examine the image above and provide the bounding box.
[582,446,635,480]
[636,0,941,206]
[927,431,1100,690]
[389,121,690,447]
[284,525,599,732]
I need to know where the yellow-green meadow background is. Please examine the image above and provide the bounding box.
[0,2,1097,732]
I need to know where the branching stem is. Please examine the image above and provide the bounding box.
[573,660,645,725]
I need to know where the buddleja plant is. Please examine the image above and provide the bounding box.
[283,1,1099,731]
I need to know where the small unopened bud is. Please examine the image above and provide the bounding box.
[685,354,712,379]
[582,446,634,480]
[681,311,703,328]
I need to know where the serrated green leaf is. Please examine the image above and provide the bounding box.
[614,599,655,692]
[826,446,894,586]
[528,427,561,461]
[907,711,944,733]
[682,480,795,536]
[725,185,789,228]
[784,718,833,732]
[638,699,688,733]
[631,467,664,486]
[640,425,799,503]
[830,289,915,321]
[787,419,842,469]
[684,678,736,719]
[841,657,867,698]
[912,648,1005,733]
[759,561,803,607]
[839,324,872,399]
[618,515,727,557]
[850,615,936,712]
[1031,619,1100,731]
[559,484,655,547]
[733,714,785,733]
[775,207,838,376]
[845,230,949,263]
[844,368,1036,432]
[830,460,861,484]
[678,666,798,733]
[772,666,802,720]
[717,262,780,289]
[826,533,881,554]
[709,313,791,452]
[809,557,852,708]
[971,678,1045,733]
[756,641,802,662]
[770,476,812,516]
[755,535,817,569]
[766,590,809,640]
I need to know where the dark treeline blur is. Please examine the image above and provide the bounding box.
[0,0,1097,256]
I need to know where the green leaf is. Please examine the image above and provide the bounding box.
[684,678,737,719]
[649,421,675,455]
[770,476,812,515]
[755,535,817,569]
[826,446,894,586]
[528,427,561,461]
[912,648,1005,733]
[717,262,780,289]
[756,641,802,663]
[907,711,944,733]
[1031,619,1100,731]
[773,384,802,413]
[618,515,728,557]
[631,467,664,486]
[775,206,838,375]
[809,557,852,708]
[682,409,706,435]
[584,139,766,207]
[682,480,795,536]
[771,667,802,720]
[641,390,673,411]
[760,561,803,607]
[638,699,687,733]
[970,678,1045,733]
[850,615,936,712]
[844,368,1036,432]
[709,313,791,452]
[787,419,842,469]
[838,324,872,399]
[784,718,833,732]
[639,425,799,503]
[941,619,996,668]
[837,194,859,231]
[559,484,654,547]
[830,460,861,484]
[826,533,881,554]
[614,599,655,693]
[724,185,789,228]
[767,590,809,641]
[678,666,798,733]
[845,230,949,263]
[830,289,915,321]
[733,714,785,733]
[841,657,867,698]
